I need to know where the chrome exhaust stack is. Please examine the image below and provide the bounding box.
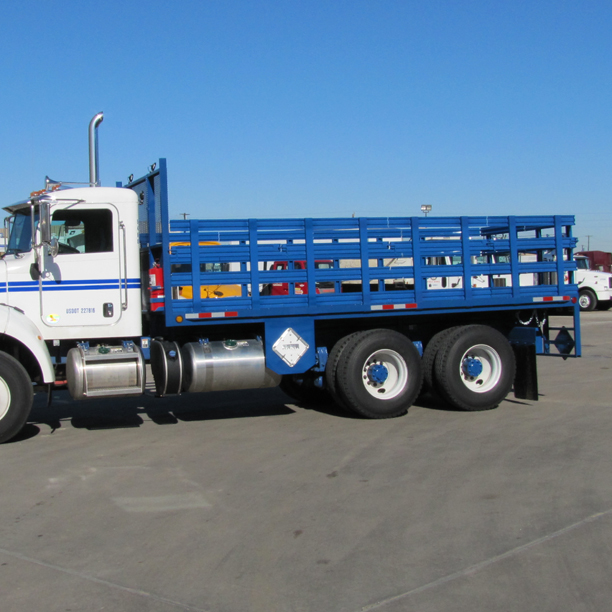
[88,112,104,186]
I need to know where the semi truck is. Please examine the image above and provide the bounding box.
[574,254,612,311]
[575,250,612,273]
[0,114,581,443]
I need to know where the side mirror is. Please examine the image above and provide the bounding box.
[39,201,52,244]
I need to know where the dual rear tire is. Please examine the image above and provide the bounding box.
[430,325,515,411]
[324,325,515,418]
[327,330,423,419]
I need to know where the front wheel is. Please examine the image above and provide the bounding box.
[434,325,515,412]
[579,289,597,312]
[336,330,423,419]
[0,352,34,443]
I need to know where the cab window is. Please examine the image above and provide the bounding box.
[51,209,113,254]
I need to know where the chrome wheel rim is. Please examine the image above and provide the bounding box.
[361,349,408,400]
[0,377,11,421]
[459,344,502,393]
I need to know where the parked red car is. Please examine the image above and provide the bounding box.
[264,260,335,295]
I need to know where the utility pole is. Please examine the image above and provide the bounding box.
[586,235,592,250]
[180,213,190,220]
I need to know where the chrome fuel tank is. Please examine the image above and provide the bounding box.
[181,339,281,393]
[66,342,145,399]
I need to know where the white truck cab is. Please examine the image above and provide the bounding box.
[2,186,142,340]
[574,255,612,311]
[0,114,145,443]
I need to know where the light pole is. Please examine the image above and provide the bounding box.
[421,205,432,217]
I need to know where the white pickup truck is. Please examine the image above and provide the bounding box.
[575,255,612,311]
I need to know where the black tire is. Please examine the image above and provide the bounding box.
[280,373,328,404]
[325,331,367,409]
[434,325,515,412]
[422,326,462,392]
[336,329,423,419]
[579,289,597,312]
[0,352,34,444]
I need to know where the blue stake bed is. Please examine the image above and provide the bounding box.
[125,160,580,376]
[161,214,577,320]
[127,160,579,323]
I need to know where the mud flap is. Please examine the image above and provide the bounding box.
[512,343,539,401]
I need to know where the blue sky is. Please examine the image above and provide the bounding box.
[1,0,611,251]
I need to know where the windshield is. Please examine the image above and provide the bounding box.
[575,258,589,270]
[5,208,37,255]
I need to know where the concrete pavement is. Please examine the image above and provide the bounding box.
[1,312,611,611]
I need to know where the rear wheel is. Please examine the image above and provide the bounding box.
[434,325,515,411]
[579,289,597,311]
[0,352,34,444]
[422,326,461,392]
[325,331,367,408]
[336,330,423,419]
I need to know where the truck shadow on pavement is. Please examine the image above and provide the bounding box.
[24,387,299,439]
[20,386,531,442]
[277,389,483,415]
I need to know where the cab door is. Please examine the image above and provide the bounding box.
[40,205,124,330]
